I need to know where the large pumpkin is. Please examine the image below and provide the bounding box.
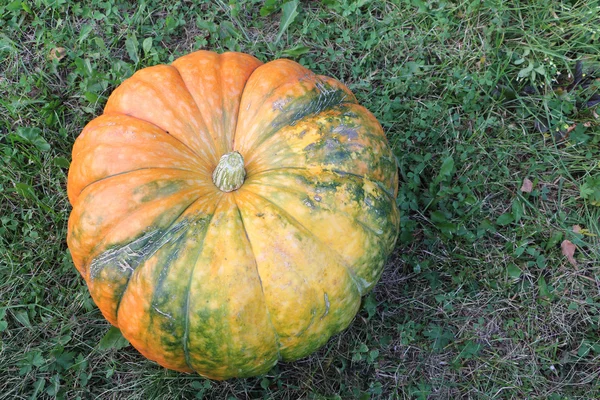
[67,50,399,379]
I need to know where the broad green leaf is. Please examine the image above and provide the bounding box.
[276,1,300,43]
[545,231,563,250]
[125,34,139,63]
[15,182,36,200]
[84,91,99,103]
[578,340,591,358]
[142,37,153,54]
[518,61,534,78]
[30,378,46,400]
[430,211,447,223]
[496,213,514,226]
[98,326,130,350]
[362,293,377,320]
[424,324,454,351]
[456,340,481,360]
[94,37,106,50]
[14,311,32,328]
[53,157,70,168]
[13,127,50,151]
[570,123,590,144]
[78,24,94,44]
[282,45,310,57]
[535,255,546,269]
[6,1,22,13]
[438,156,454,178]
[511,199,524,222]
[260,0,279,16]
[507,263,521,279]
[219,21,240,39]
[580,175,600,206]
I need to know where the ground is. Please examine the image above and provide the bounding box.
[1,0,599,399]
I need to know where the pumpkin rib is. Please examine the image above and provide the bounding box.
[248,166,396,199]
[72,167,201,202]
[244,173,389,241]
[70,170,208,279]
[108,192,216,326]
[180,196,223,371]
[240,189,363,296]
[217,57,228,152]
[110,70,219,165]
[242,171,398,294]
[68,114,210,204]
[240,85,355,155]
[233,60,355,152]
[172,51,264,158]
[71,113,206,167]
[104,111,215,174]
[231,193,282,361]
[168,65,221,162]
[231,62,298,148]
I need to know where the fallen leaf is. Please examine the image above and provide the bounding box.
[573,225,581,233]
[520,178,534,193]
[49,47,67,61]
[561,240,577,267]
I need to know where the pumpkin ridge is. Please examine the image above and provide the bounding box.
[240,189,363,296]
[181,196,223,371]
[89,220,188,282]
[73,113,210,166]
[110,75,217,163]
[231,193,282,361]
[232,61,298,145]
[109,192,214,325]
[92,219,189,324]
[217,57,229,153]
[244,80,355,155]
[243,172,388,241]
[77,177,205,279]
[74,167,201,201]
[249,166,365,183]
[250,166,398,204]
[169,65,221,163]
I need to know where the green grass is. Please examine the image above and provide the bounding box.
[1,0,600,398]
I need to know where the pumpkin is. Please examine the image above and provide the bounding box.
[67,50,399,380]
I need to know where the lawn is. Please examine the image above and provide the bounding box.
[1,0,599,398]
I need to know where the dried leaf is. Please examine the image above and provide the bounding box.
[561,240,577,267]
[49,47,67,61]
[520,178,534,193]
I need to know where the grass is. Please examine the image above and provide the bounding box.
[1,0,599,398]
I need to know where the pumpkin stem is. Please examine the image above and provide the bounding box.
[212,151,246,192]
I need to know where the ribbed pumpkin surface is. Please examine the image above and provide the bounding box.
[67,50,399,379]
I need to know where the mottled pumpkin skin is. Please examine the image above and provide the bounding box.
[67,51,399,379]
